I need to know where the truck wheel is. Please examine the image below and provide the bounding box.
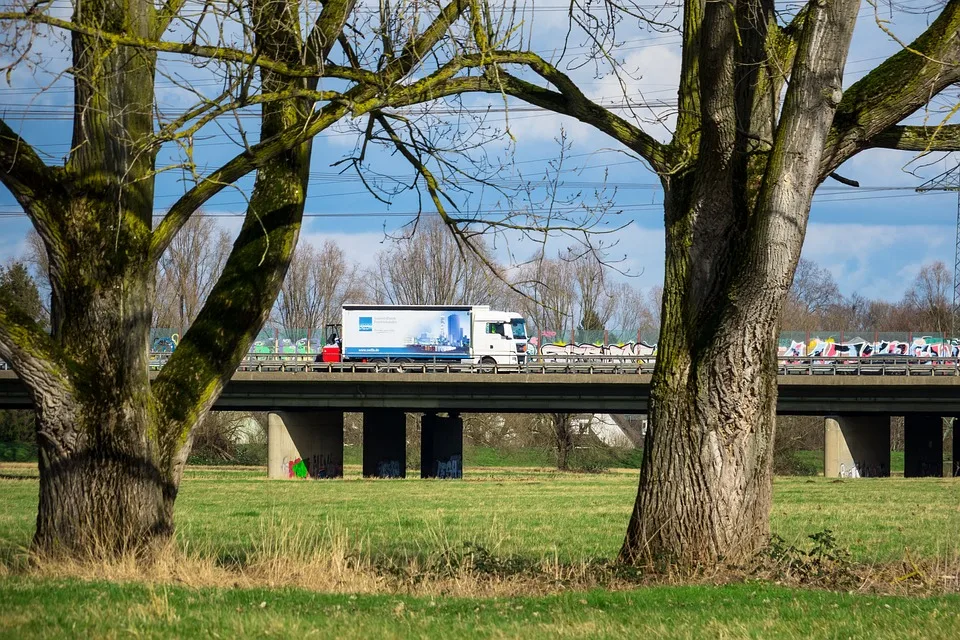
[480,356,497,373]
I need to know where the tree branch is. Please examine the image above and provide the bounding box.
[304,0,357,71]
[153,0,188,38]
[866,124,960,152]
[672,0,704,153]
[0,306,71,406]
[0,11,377,84]
[150,95,357,262]
[0,116,65,240]
[820,0,960,178]
[0,117,56,209]
[483,63,667,173]
[382,0,470,84]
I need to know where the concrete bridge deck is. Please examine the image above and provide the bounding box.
[4,370,960,414]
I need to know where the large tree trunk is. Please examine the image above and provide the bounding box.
[35,404,171,554]
[30,0,165,555]
[620,202,780,563]
[618,0,859,567]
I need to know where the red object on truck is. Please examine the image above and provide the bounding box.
[321,345,341,362]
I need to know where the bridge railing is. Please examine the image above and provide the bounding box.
[144,352,960,375]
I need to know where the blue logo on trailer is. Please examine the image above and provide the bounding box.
[359,317,373,332]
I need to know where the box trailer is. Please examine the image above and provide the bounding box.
[337,304,527,366]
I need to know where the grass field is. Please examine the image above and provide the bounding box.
[1,464,959,638]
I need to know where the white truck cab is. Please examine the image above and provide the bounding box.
[470,307,521,366]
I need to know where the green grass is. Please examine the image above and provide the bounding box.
[1,577,959,639]
[1,466,959,565]
[344,445,637,469]
[2,465,960,637]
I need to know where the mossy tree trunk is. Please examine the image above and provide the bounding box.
[30,0,166,553]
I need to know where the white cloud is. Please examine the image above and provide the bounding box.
[802,222,955,298]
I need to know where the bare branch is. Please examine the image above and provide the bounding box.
[304,0,358,70]
[150,96,355,262]
[0,118,66,259]
[820,0,960,178]
[0,117,61,221]
[0,305,70,404]
[0,11,378,84]
[482,61,667,173]
[154,0,188,38]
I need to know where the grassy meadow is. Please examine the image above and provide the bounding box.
[1,464,959,638]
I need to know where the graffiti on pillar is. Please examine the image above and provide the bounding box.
[435,455,462,479]
[377,460,402,478]
[839,461,888,478]
[289,458,308,479]
[285,454,343,479]
[309,453,343,479]
[839,463,860,479]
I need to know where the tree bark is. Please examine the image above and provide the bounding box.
[551,413,573,471]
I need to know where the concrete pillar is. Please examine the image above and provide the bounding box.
[268,411,344,479]
[824,416,890,478]
[362,410,406,478]
[904,414,943,478]
[953,418,960,477]
[421,412,464,479]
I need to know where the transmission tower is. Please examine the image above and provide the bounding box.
[916,164,960,339]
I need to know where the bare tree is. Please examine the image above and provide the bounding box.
[903,261,952,333]
[370,218,504,305]
[154,216,232,330]
[512,256,576,340]
[782,258,843,331]
[573,253,616,334]
[0,0,535,555]
[274,240,363,341]
[609,282,659,339]
[468,0,960,565]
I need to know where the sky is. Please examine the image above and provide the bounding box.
[1,0,959,303]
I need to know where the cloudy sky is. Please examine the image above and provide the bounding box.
[1,1,958,302]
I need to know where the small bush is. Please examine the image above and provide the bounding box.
[773,450,819,476]
[754,529,857,589]
[188,443,266,466]
[0,440,36,462]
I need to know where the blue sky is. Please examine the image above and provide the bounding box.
[1,1,958,300]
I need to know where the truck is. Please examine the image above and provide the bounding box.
[326,304,528,366]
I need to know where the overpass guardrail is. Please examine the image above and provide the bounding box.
[142,352,960,375]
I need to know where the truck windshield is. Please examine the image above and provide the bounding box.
[510,319,527,339]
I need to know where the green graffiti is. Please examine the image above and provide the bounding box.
[293,458,308,479]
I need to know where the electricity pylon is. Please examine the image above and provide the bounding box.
[916,165,960,340]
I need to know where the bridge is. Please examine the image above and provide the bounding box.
[2,355,959,481]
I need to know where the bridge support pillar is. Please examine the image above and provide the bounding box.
[824,416,890,478]
[953,418,960,477]
[421,412,463,479]
[904,414,943,478]
[363,410,406,478]
[268,411,343,479]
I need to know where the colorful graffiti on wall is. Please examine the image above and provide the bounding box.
[779,336,960,359]
[285,454,343,479]
[149,329,960,363]
[538,341,658,358]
